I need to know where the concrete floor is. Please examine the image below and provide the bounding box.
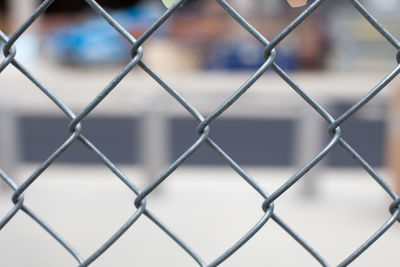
[0,166,399,267]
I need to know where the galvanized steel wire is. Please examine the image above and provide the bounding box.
[1,0,400,266]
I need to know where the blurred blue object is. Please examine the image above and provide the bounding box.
[45,4,162,65]
[204,40,298,71]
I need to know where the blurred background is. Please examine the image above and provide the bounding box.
[0,0,400,266]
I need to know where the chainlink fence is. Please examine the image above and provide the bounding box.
[1,0,400,266]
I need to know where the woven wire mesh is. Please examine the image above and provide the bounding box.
[1,0,400,266]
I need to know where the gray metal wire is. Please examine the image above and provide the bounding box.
[1,0,400,266]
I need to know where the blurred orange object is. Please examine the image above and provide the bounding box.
[388,84,400,195]
[287,0,308,8]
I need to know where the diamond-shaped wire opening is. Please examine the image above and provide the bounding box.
[347,221,400,266]
[0,210,78,266]
[171,116,295,167]
[13,105,146,265]
[8,154,144,264]
[140,167,265,261]
[274,166,397,264]
[325,101,386,167]
[326,1,400,132]
[140,1,275,101]
[325,0,399,71]
[91,215,199,266]
[18,1,146,124]
[43,2,152,66]
[19,115,138,165]
[348,0,400,49]
[164,1,269,72]
[227,209,327,266]
[0,170,82,266]
[223,0,329,69]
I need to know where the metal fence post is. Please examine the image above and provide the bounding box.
[295,103,325,196]
[0,105,19,187]
[139,94,170,182]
